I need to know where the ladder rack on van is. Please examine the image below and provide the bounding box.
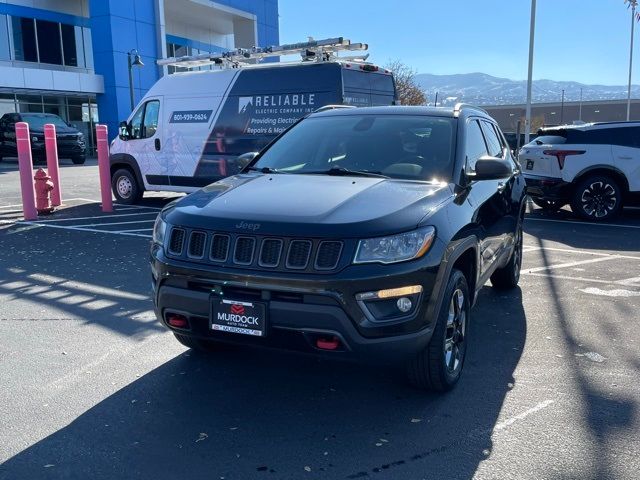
[156,37,370,69]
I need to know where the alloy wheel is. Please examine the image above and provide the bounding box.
[581,181,617,218]
[444,288,466,374]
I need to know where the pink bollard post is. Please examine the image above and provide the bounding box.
[95,124,113,213]
[44,124,62,206]
[15,122,37,220]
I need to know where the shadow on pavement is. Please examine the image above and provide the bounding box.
[0,286,526,480]
[534,239,637,479]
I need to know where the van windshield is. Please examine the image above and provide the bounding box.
[252,114,456,181]
[20,114,69,130]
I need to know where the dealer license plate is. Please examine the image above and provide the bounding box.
[210,298,267,337]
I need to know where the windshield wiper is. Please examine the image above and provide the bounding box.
[302,166,389,178]
[246,166,288,174]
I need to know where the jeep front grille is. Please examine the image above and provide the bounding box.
[187,231,206,258]
[286,240,312,269]
[165,229,344,273]
[168,228,185,255]
[210,234,230,262]
[259,238,283,267]
[233,237,256,265]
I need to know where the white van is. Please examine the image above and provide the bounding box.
[109,40,396,204]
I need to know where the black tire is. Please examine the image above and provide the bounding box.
[173,333,217,352]
[71,156,86,165]
[111,168,143,204]
[490,222,523,289]
[570,175,622,221]
[531,198,564,212]
[407,269,470,392]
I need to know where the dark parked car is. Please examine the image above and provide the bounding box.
[150,104,526,392]
[0,113,86,164]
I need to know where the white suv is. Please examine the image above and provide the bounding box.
[519,122,640,220]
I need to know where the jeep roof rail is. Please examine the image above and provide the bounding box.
[314,105,357,113]
[157,37,370,69]
[453,103,488,117]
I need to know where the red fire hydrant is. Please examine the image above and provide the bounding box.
[34,168,55,214]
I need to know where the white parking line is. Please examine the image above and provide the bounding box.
[0,197,93,209]
[526,255,622,273]
[18,221,152,238]
[116,228,154,233]
[31,211,158,223]
[493,400,555,432]
[526,217,640,230]
[70,219,155,228]
[523,245,640,260]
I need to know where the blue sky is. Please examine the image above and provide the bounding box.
[278,0,638,86]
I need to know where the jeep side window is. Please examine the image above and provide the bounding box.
[142,100,160,138]
[465,120,488,174]
[480,120,503,158]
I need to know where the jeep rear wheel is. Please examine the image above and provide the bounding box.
[491,223,522,290]
[407,269,469,392]
[570,175,622,221]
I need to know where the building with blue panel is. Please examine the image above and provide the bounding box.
[0,0,279,150]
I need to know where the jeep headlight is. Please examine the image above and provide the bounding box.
[354,226,435,264]
[152,215,167,246]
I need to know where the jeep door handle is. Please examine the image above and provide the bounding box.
[155,138,161,151]
[618,155,632,160]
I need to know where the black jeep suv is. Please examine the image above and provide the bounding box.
[150,105,526,392]
[0,113,86,164]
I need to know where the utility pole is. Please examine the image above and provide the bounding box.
[627,0,638,121]
[579,87,583,121]
[434,91,439,107]
[560,89,565,124]
[525,0,537,143]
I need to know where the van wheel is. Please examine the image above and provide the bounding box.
[407,269,469,392]
[570,175,622,221]
[491,223,522,289]
[111,168,143,204]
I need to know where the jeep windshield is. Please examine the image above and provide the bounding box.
[251,114,456,181]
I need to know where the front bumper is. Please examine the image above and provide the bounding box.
[524,175,572,201]
[31,141,86,158]
[150,240,447,364]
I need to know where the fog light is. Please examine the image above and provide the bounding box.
[396,297,412,313]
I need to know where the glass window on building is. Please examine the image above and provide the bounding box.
[12,17,38,62]
[61,24,78,67]
[0,15,10,61]
[0,94,16,116]
[36,19,62,65]
[82,27,93,69]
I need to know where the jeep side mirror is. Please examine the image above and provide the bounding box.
[471,155,513,181]
[237,151,259,170]
[119,121,130,140]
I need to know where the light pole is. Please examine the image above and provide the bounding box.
[560,89,565,124]
[127,49,144,111]
[579,87,583,121]
[626,0,638,121]
[525,0,537,143]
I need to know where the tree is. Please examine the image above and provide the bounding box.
[384,59,427,106]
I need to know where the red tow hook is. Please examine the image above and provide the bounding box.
[316,335,341,351]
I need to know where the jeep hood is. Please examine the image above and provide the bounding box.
[164,173,453,237]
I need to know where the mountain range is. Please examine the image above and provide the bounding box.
[414,72,640,106]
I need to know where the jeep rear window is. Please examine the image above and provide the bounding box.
[526,135,567,146]
[253,115,456,181]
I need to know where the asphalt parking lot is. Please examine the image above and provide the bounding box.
[0,160,639,479]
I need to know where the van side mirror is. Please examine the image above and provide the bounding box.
[119,121,130,140]
[471,155,513,181]
[237,151,259,169]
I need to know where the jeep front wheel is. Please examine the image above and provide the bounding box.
[407,269,469,392]
[570,175,622,221]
